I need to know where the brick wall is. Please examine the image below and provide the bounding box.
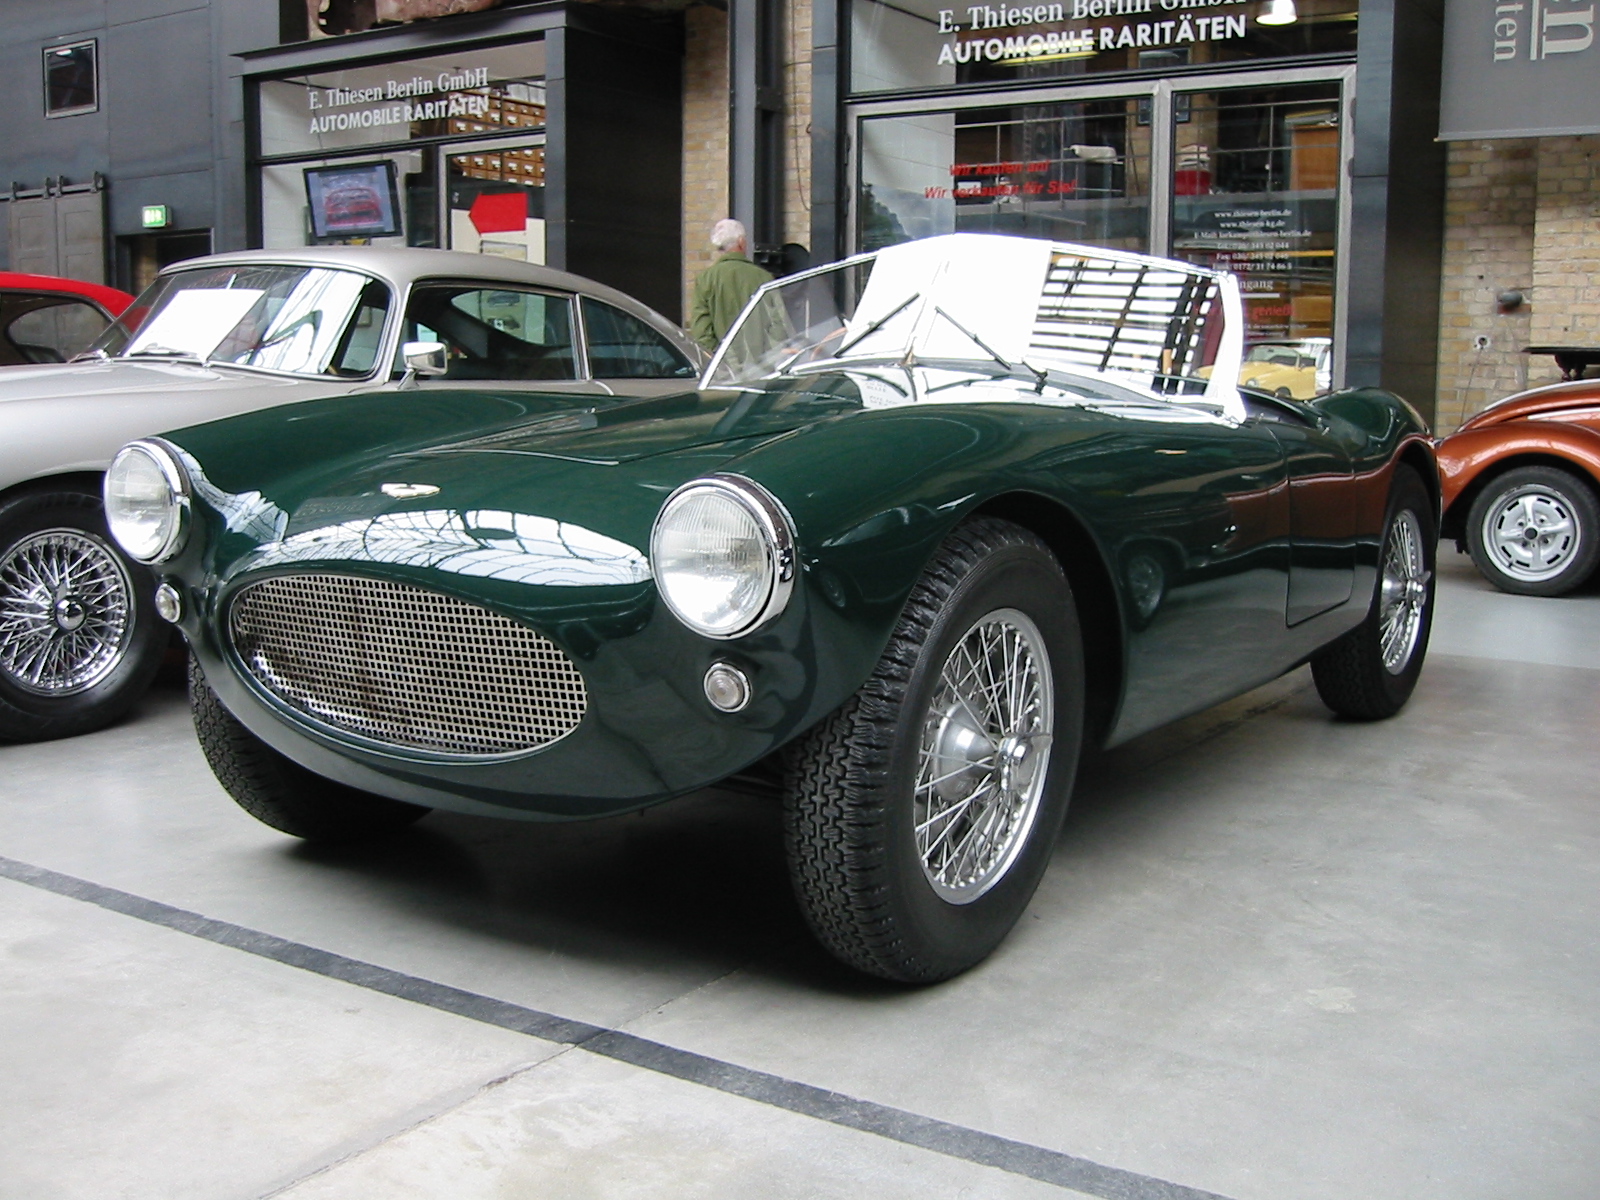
[1435,135,1600,434]
[1433,140,1536,435]
[1529,136,1600,378]
[682,4,729,317]
[782,0,813,261]
[680,0,817,315]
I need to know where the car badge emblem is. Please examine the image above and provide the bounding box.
[380,483,440,499]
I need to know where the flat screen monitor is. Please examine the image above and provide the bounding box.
[304,161,401,240]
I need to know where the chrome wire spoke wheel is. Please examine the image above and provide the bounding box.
[0,528,134,696]
[914,608,1053,903]
[1377,508,1429,675]
[1484,486,1580,583]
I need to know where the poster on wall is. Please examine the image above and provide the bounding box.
[303,161,403,240]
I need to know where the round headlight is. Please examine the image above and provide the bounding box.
[104,440,190,563]
[650,475,795,639]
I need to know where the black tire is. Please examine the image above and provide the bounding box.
[1464,465,1600,596]
[782,518,1084,983]
[1311,465,1434,720]
[189,656,429,843]
[0,489,165,742]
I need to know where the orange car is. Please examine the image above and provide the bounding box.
[1438,377,1600,595]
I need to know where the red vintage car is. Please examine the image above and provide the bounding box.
[0,272,133,366]
[1438,377,1600,595]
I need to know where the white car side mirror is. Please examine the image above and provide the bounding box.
[402,341,448,376]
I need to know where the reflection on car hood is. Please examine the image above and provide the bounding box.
[170,376,868,496]
[174,380,860,597]
[175,366,1245,610]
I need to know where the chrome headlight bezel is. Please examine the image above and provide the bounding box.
[649,474,796,640]
[104,438,192,564]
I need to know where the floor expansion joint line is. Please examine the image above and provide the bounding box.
[0,852,1236,1200]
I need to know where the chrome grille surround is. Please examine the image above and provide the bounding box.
[227,573,587,759]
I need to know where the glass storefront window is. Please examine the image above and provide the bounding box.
[859,99,1151,252]
[262,151,438,249]
[850,0,1357,94]
[1168,82,1341,351]
[445,141,546,263]
[257,43,550,258]
[259,43,546,158]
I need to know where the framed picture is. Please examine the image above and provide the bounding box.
[304,160,402,240]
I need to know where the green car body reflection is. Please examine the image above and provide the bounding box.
[117,235,1439,982]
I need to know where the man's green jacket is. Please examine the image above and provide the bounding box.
[689,252,772,350]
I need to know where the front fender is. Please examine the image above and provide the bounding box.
[1438,420,1600,517]
[723,403,1123,721]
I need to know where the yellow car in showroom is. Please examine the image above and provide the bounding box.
[1235,338,1333,400]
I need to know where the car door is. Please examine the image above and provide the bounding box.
[397,282,608,396]
[1244,394,1357,624]
[579,296,703,397]
[1102,407,1293,741]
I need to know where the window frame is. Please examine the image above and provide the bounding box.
[95,264,398,382]
[397,279,585,383]
[43,39,99,119]
[578,295,697,382]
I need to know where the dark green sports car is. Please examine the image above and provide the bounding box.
[105,235,1438,982]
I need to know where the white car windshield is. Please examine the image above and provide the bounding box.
[91,264,392,378]
[704,234,1246,417]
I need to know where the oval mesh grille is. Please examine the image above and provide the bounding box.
[228,574,586,757]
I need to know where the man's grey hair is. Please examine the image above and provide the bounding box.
[710,218,747,252]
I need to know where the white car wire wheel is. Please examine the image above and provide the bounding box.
[1465,466,1600,597]
[1311,465,1435,720]
[0,489,164,742]
[914,608,1054,904]
[783,518,1084,983]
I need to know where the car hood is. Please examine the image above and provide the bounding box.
[1455,378,1600,431]
[170,377,868,591]
[0,357,352,489]
[0,357,322,404]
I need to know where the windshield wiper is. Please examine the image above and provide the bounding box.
[68,348,109,364]
[834,293,920,358]
[931,306,1049,393]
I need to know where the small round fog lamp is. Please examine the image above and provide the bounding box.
[154,582,183,624]
[703,662,752,713]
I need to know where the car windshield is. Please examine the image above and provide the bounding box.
[708,259,877,386]
[704,236,1244,417]
[1245,344,1306,365]
[90,264,392,377]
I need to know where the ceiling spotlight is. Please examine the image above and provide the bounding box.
[1258,0,1299,24]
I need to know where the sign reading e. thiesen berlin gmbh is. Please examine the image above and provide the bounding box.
[304,65,494,134]
[933,0,1250,66]
[1439,0,1598,137]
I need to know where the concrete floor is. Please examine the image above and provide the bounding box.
[2,548,1597,1200]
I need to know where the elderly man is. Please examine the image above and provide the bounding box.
[689,218,772,351]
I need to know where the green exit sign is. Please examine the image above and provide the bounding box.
[141,204,170,229]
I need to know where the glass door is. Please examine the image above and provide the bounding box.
[1167,79,1345,394]
[442,137,547,263]
[856,96,1153,253]
[848,67,1351,388]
